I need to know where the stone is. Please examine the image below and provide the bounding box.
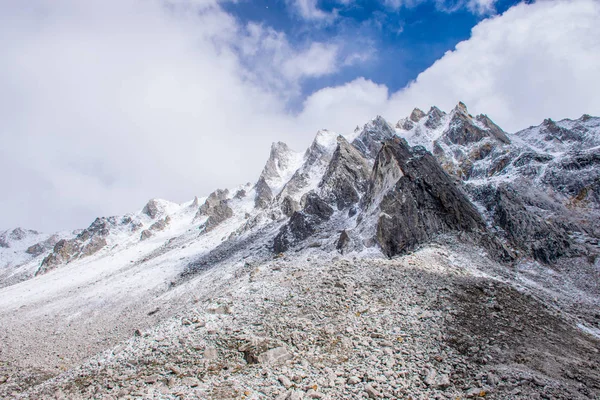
[466,388,487,398]
[258,347,293,365]
[279,375,293,389]
[140,229,153,241]
[348,376,361,385]
[144,375,160,384]
[423,369,450,389]
[181,377,200,387]
[365,384,381,398]
[204,347,218,360]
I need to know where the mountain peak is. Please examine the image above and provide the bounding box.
[409,108,426,122]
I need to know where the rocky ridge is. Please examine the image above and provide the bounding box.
[0,103,599,399]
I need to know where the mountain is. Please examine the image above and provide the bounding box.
[1,104,599,399]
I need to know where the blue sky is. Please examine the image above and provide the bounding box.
[1,0,599,231]
[224,0,521,105]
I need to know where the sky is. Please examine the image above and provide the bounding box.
[1,0,599,232]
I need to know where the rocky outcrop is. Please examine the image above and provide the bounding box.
[142,199,163,219]
[38,216,139,274]
[140,216,171,241]
[361,138,486,257]
[254,177,273,209]
[318,136,371,210]
[194,189,233,232]
[273,192,334,253]
[280,196,299,217]
[470,183,573,263]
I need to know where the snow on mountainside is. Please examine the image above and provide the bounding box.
[1,103,599,399]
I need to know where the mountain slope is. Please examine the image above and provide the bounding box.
[0,103,599,399]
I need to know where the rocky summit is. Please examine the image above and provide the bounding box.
[0,103,599,399]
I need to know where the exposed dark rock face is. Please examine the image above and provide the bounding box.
[336,230,350,253]
[409,108,426,123]
[318,136,371,210]
[273,192,333,253]
[25,243,46,256]
[197,190,229,215]
[442,103,510,147]
[470,184,573,263]
[540,148,600,207]
[234,189,247,200]
[140,216,171,240]
[352,116,396,159]
[424,106,446,129]
[363,138,486,257]
[280,196,299,217]
[254,177,273,209]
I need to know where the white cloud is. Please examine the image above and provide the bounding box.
[283,43,339,79]
[299,0,600,134]
[1,0,599,231]
[383,0,498,15]
[287,0,336,21]
[0,0,315,231]
[237,23,340,94]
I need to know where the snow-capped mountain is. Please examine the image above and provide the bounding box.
[1,103,599,399]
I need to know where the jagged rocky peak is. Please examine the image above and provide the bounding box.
[352,115,396,159]
[424,106,446,129]
[318,135,371,211]
[409,108,426,123]
[516,114,600,153]
[305,129,338,164]
[259,141,301,188]
[276,129,339,203]
[360,137,487,257]
[443,101,510,146]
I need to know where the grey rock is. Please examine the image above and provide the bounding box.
[140,230,153,241]
[352,116,396,159]
[142,199,163,219]
[279,375,293,389]
[362,138,486,257]
[318,136,371,210]
[281,196,300,217]
[195,189,233,232]
[181,377,200,387]
[257,347,292,365]
[423,369,450,388]
[273,192,333,253]
[255,177,274,209]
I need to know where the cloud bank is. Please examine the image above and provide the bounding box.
[1,0,599,231]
